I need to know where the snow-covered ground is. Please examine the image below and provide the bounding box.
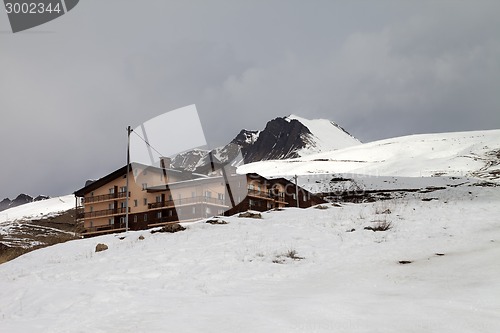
[0,195,77,249]
[0,195,75,224]
[0,184,499,332]
[238,129,500,181]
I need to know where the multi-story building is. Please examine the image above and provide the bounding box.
[74,160,325,236]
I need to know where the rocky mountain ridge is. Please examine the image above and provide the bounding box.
[0,194,49,212]
[171,115,361,171]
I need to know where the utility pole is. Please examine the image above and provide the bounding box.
[125,126,132,232]
[294,174,299,208]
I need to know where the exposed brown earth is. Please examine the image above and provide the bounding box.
[0,209,82,264]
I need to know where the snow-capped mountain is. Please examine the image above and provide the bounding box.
[0,194,50,212]
[238,129,500,181]
[171,148,209,171]
[2,127,500,331]
[284,114,361,155]
[171,114,361,171]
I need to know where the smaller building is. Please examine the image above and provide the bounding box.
[224,173,325,215]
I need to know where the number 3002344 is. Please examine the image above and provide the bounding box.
[5,2,62,14]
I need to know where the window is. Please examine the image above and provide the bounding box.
[168,194,173,201]
[120,202,126,208]
[191,192,195,198]
[134,199,138,207]
[90,221,94,228]
[90,191,94,197]
[142,183,148,190]
[157,212,162,219]
[169,210,173,217]
[109,218,114,225]
[133,215,137,223]
[303,194,307,202]
[120,186,127,193]
[143,198,148,206]
[109,203,114,209]
[156,195,161,203]
[90,206,93,212]
[205,191,211,198]
[144,214,148,222]
[109,188,115,194]
[218,193,224,200]
[192,206,196,214]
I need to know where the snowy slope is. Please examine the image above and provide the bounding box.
[0,185,499,332]
[285,114,361,155]
[238,129,500,181]
[0,195,75,224]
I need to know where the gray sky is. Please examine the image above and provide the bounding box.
[1,0,499,199]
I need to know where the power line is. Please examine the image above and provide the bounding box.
[131,129,166,159]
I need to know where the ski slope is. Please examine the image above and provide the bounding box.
[0,185,499,332]
[238,129,500,180]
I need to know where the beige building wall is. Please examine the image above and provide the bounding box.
[82,167,183,229]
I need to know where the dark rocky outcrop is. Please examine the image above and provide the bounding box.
[0,198,11,211]
[0,194,51,212]
[150,223,186,234]
[242,118,312,162]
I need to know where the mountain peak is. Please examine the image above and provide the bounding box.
[172,114,360,172]
[284,114,361,150]
[232,129,260,147]
[0,193,51,212]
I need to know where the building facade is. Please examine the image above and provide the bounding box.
[74,163,325,236]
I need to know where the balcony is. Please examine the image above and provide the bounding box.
[148,196,226,210]
[84,191,130,204]
[247,189,286,203]
[79,207,130,219]
[83,224,126,235]
[247,189,270,198]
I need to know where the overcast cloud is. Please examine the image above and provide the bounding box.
[1,0,499,199]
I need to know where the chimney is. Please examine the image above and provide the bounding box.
[160,157,172,169]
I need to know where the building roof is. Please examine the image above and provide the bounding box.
[74,162,207,197]
[146,175,227,192]
[74,164,130,197]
